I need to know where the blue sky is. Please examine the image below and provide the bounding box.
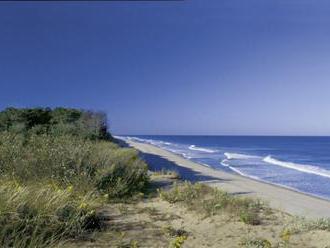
[1,0,330,135]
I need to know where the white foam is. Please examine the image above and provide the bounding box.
[130,137,147,143]
[126,137,159,146]
[220,159,230,167]
[263,155,330,179]
[220,158,260,180]
[224,152,259,160]
[227,165,260,180]
[201,163,211,168]
[160,141,171,145]
[189,145,217,153]
[182,153,192,159]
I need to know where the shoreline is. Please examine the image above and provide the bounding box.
[127,140,330,219]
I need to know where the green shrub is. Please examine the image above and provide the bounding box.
[0,107,111,140]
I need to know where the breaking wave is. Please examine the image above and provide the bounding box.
[224,152,259,160]
[222,152,330,180]
[220,159,260,180]
[263,156,330,179]
[189,145,217,153]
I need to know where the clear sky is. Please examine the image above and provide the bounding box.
[1,0,330,135]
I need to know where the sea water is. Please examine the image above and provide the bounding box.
[117,135,330,200]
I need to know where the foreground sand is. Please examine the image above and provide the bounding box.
[64,141,330,247]
[66,175,330,248]
[127,140,330,219]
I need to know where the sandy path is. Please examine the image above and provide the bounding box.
[127,140,330,219]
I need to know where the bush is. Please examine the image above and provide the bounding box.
[0,107,111,140]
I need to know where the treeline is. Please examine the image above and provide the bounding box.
[0,107,111,140]
[0,107,148,247]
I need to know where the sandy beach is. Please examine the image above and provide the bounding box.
[127,140,330,219]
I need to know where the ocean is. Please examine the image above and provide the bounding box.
[117,135,330,200]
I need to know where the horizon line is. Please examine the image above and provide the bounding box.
[115,134,330,137]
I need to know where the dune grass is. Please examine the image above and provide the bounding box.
[0,181,101,247]
[0,133,149,247]
[284,216,330,234]
[159,181,267,225]
[0,108,149,247]
[151,169,181,179]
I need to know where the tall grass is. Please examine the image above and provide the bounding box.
[0,131,149,247]
[0,132,148,194]
[0,181,101,247]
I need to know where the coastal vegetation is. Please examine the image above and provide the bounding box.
[152,169,181,180]
[159,182,265,225]
[66,173,330,248]
[0,107,110,140]
[1,107,330,247]
[0,107,148,247]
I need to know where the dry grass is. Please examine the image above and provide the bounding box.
[151,169,181,180]
[0,133,149,247]
[159,181,266,225]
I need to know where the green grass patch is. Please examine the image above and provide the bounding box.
[159,182,266,225]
